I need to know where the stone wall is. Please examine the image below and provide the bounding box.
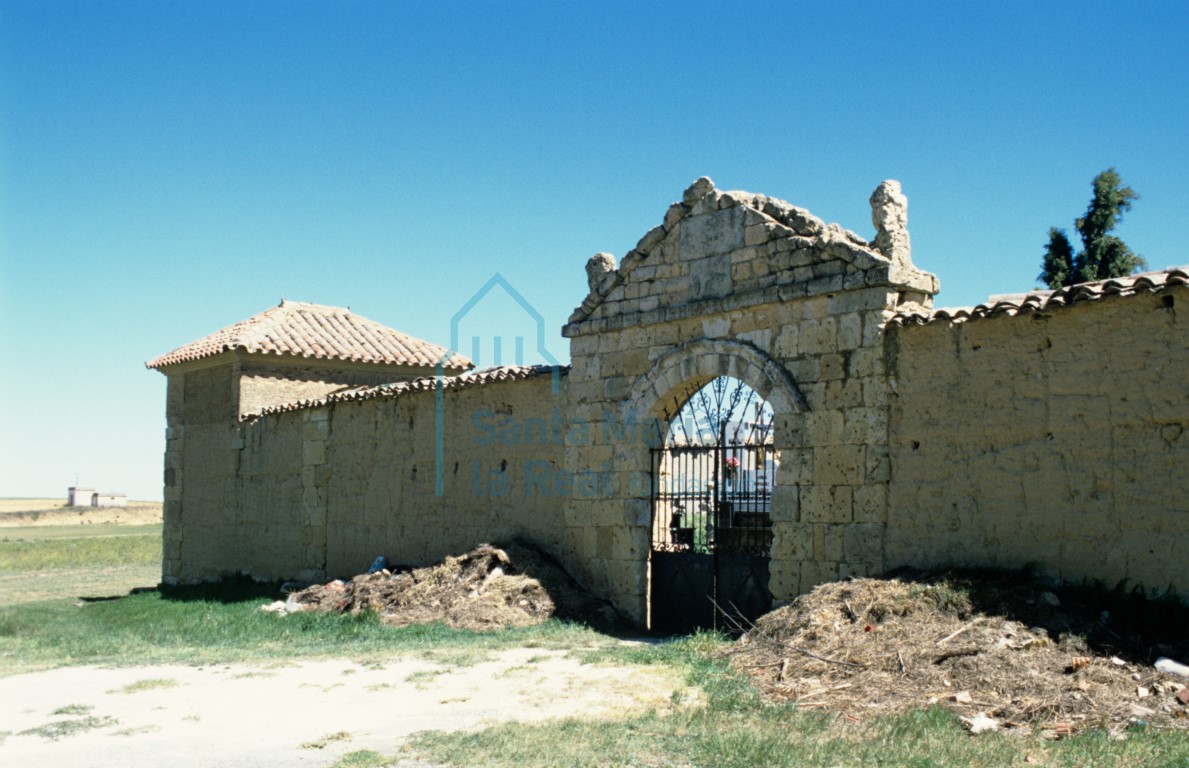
[885,283,1187,594]
[561,178,939,622]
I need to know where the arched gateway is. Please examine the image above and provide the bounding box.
[561,176,938,627]
[628,340,805,632]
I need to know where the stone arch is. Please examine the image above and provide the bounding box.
[620,338,808,632]
[625,338,807,426]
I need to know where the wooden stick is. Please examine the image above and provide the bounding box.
[937,617,983,646]
[735,660,786,670]
[797,682,854,701]
[789,646,863,669]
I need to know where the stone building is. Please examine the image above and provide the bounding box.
[146,299,472,584]
[67,487,95,507]
[149,179,1188,626]
[67,487,128,507]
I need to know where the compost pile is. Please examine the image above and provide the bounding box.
[726,574,1189,735]
[287,542,618,631]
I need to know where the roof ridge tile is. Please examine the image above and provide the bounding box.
[888,266,1187,328]
[147,302,471,370]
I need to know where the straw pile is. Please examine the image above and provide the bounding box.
[727,576,1189,735]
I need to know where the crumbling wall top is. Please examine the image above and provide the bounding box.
[566,177,939,332]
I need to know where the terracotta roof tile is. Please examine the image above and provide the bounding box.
[889,267,1188,327]
[147,300,472,370]
[253,364,568,419]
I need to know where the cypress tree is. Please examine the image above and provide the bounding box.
[1039,168,1146,289]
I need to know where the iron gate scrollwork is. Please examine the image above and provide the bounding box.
[649,442,774,634]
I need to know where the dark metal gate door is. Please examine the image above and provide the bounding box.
[649,444,774,634]
[650,551,714,634]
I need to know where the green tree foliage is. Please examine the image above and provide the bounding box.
[1038,168,1146,289]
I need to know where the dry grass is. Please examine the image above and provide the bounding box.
[291,542,621,631]
[0,564,160,605]
[727,576,1189,735]
[0,499,162,528]
[0,499,71,514]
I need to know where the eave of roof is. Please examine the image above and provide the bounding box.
[251,364,569,419]
[889,267,1188,327]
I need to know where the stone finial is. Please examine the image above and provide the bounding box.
[870,179,911,268]
[585,252,617,294]
[682,176,716,207]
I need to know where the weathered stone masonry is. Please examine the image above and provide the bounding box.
[151,179,1188,622]
[560,178,939,618]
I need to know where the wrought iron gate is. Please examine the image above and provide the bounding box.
[649,443,774,634]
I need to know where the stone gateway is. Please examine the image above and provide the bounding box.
[149,178,1188,626]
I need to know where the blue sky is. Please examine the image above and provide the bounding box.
[1,1,1186,500]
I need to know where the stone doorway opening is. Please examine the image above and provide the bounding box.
[649,376,776,634]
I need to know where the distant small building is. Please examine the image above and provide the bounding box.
[67,487,96,507]
[67,487,128,507]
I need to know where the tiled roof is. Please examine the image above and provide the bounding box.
[889,267,1188,327]
[254,364,569,419]
[147,300,472,370]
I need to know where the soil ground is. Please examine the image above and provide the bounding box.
[0,519,686,767]
[0,645,687,768]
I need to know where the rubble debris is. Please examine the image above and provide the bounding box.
[726,575,1189,733]
[961,712,1000,734]
[1156,657,1189,679]
[278,542,620,631]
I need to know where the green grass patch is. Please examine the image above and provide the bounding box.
[0,523,162,542]
[0,577,614,675]
[112,677,180,694]
[18,715,118,741]
[0,531,161,571]
[410,634,1189,768]
[404,668,448,685]
[301,730,353,749]
[51,704,92,716]
[329,751,395,768]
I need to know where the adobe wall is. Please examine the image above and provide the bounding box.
[319,372,567,575]
[165,370,567,584]
[162,364,238,583]
[885,284,1187,594]
[235,355,440,419]
[161,352,456,582]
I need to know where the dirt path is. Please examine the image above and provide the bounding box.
[0,645,687,768]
